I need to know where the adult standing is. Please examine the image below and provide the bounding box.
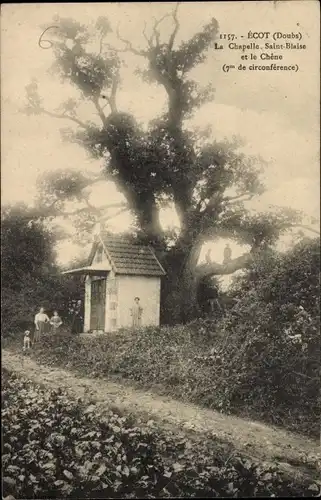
[197,276,222,317]
[208,283,223,316]
[71,300,83,334]
[34,307,50,343]
[131,297,143,328]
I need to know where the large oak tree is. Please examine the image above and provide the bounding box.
[24,7,319,322]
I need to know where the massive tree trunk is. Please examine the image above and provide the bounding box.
[178,240,204,322]
[161,230,204,324]
[160,228,258,324]
[135,195,163,246]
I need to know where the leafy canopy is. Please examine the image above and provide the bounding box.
[23,7,318,281]
[25,10,273,248]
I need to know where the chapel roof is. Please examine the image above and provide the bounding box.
[90,234,166,277]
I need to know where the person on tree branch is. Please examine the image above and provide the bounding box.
[205,248,212,265]
[223,243,232,265]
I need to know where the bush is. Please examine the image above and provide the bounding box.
[1,204,84,335]
[2,369,319,499]
[4,238,320,439]
[209,238,320,435]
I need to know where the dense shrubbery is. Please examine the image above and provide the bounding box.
[2,369,319,499]
[1,204,83,334]
[1,274,82,335]
[4,238,320,439]
[209,238,320,434]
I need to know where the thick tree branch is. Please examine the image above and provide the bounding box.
[223,192,254,204]
[101,72,119,113]
[194,221,320,280]
[138,13,175,50]
[37,106,89,129]
[142,21,153,48]
[98,33,106,55]
[200,191,224,215]
[200,190,253,217]
[115,24,148,56]
[92,97,107,126]
[37,199,61,218]
[37,206,90,219]
[101,202,127,210]
[83,198,127,215]
[81,174,109,188]
[168,2,180,50]
[110,74,119,112]
[151,14,171,46]
[100,207,128,223]
[39,200,127,221]
[296,224,320,235]
[196,251,254,278]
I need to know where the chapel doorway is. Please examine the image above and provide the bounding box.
[90,278,106,331]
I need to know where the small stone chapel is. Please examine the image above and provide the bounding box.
[62,233,166,333]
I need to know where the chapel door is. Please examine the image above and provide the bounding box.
[90,278,106,331]
[107,277,118,331]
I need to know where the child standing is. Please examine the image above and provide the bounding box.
[50,311,63,333]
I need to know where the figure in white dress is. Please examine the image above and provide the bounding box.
[34,307,50,343]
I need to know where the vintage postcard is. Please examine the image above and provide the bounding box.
[1,1,320,498]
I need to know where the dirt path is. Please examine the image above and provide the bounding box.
[3,349,320,481]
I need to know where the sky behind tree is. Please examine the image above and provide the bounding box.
[1,1,320,270]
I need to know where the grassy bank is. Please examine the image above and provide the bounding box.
[3,316,319,440]
[2,368,320,499]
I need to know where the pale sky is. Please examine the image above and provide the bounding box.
[1,1,320,271]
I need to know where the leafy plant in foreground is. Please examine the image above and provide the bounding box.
[2,369,320,499]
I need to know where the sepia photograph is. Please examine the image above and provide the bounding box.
[1,1,320,498]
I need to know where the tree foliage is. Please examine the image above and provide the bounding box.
[23,6,319,321]
[206,237,321,435]
[1,204,57,287]
[1,205,83,332]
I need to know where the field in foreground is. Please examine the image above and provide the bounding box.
[2,351,321,499]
